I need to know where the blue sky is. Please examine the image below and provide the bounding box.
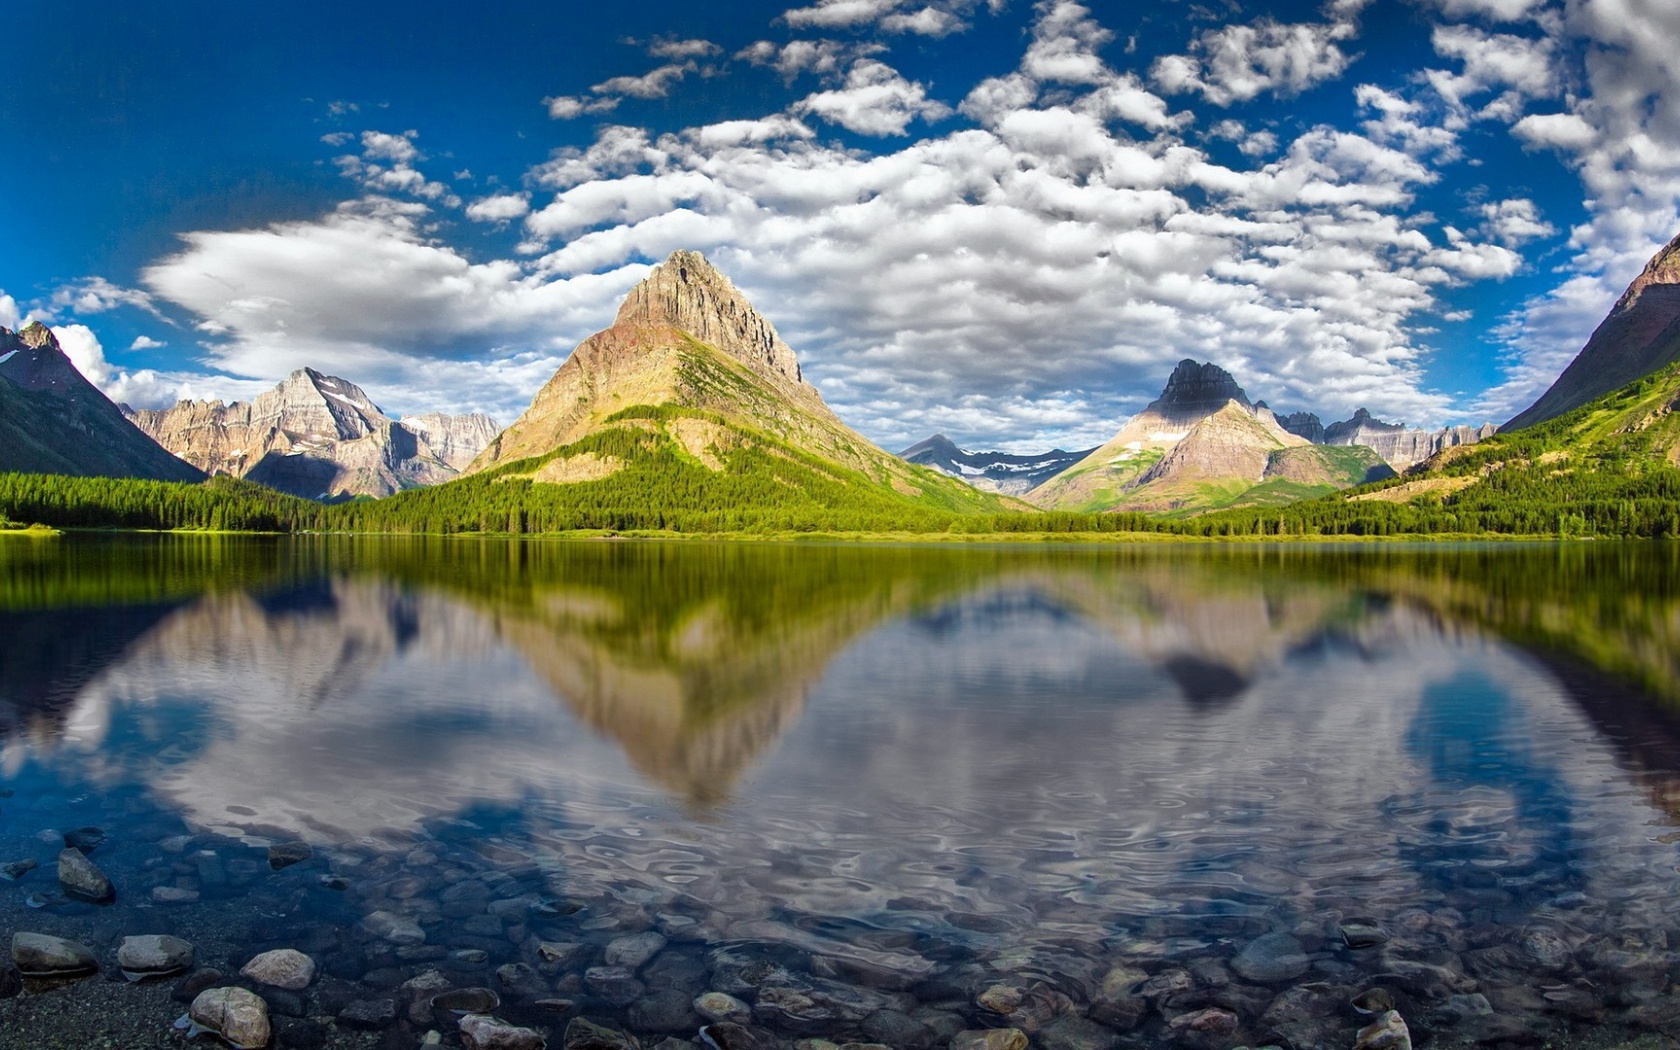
[4,0,1678,451]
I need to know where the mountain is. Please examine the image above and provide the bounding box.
[1507,230,1680,430]
[447,250,1012,524]
[0,322,204,483]
[1030,360,1392,513]
[125,369,499,500]
[897,434,1098,495]
[1275,408,1495,470]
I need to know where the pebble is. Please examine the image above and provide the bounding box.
[340,998,400,1029]
[1354,1010,1413,1050]
[1231,933,1309,983]
[951,1030,1029,1050]
[188,986,272,1050]
[605,931,667,970]
[241,947,317,990]
[362,909,427,945]
[11,931,98,976]
[695,991,754,1024]
[117,935,195,981]
[57,847,114,903]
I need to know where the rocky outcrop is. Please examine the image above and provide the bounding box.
[126,369,498,500]
[1277,411,1325,443]
[398,412,501,471]
[1322,409,1497,471]
[0,323,205,482]
[1508,229,1680,430]
[898,434,1097,496]
[614,249,803,384]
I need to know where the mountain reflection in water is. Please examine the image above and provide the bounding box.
[1,536,1680,1048]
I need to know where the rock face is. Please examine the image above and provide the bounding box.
[462,250,998,512]
[1030,360,1389,512]
[1322,408,1497,471]
[124,368,498,500]
[1508,228,1680,430]
[898,434,1098,496]
[1278,410,1325,443]
[0,322,205,482]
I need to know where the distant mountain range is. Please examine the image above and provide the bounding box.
[0,322,204,483]
[897,435,1096,495]
[125,370,498,500]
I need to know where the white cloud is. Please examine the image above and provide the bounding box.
[465,193,532,223]
[782,0,1001,36]
[0,291,22,330]
[545,95,620,120]
[647,37,722,60]
[130,336,166,350]
[1511,111,1596,151]
[593,62,697,100]
[335,130,460,206]
[47,323,230,410]
[1426,0,1547,21]
[46,276,166,320]
[794,59,954,136]
[1476,198,1554,246]
[738,39,885,81]
[1151,2,1367,106]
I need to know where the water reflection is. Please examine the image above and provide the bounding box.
[1,537,1679,1048]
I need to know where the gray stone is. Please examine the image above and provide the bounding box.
[0,859,37,881]
[340,998,400,1030]
[63,826,106,853]
[57,847,114,902]
[605,931,666,970]
[11,932,97,976]
[1520,927,1572,970]
[630,989,701,1033]
[566,1017,641,1050]
[268,841,313,870]
[861,1009,934,1050]
[497,961,551,1000]
[461,1013,547,1050]
[152,885,201,904]
[1231,934,1309,983]
[1036,1016,1119,1050]
[1340,922,1389,950]
[190,986,272,1050]
[585,965,645,1006]
[1165,1007,1239,1050]
[117,935,194,980]
[362,909,426,945]
[699,1022,779,1050]
[1351,988,1395,1016]
[432,987,504,1014]
[950,1030,1029,1050]
[695,992,753,1024]
[1260,983,1354,1050]
[241,948,317,990]
[1353,1011,1411,1050]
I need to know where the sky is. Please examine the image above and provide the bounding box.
[4,0,1679,453]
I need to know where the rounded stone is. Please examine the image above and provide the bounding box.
[695,992,753,1024]
[362,909,426,946]
[1354,1010,1413,1050]
[57,847,114,903]
[242,948,317,990]
[951,1029,1029,1050]
[12,932,98,976]
[340,998,400,1030]
[190,986,273,1050]
[461,1012,547,1050]
[1231,933,1310,983]
[604,931,667,970]
[118,935,195,980]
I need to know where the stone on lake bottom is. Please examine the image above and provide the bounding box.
[1340,921,1390,949]
[1231,933,1309,983]
[1355,1011,1412,1050]
[566,1017,641,1050]
[951,1029,1029,1050]
[695,992,753,1024]
[12,932,98,976]
[339,998,399,1030]
[189,986,272,1050]
[362,909,426,945]
[241,947,317,990]
[699,1022,780,1050]
[0,858,37,881]
[268,841,313,870]
[152,885,201,904]
[604,931,667,970]
[56,847,114,903]
[1166,1007,1240,1050]
[117,935,194,980]
[461,1013,547,1050]
[1,962,21,1000]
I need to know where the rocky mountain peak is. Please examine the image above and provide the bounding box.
[18,321,57,350]
[614,250,803,385]
[1617,229,1680,312]
[1147,360,1251,417]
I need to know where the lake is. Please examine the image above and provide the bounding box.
[2,535,1679,1050]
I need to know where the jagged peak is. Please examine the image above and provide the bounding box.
[1618,229,1680,312]
[1146,359,1250,416]
[19,321,58,350]
[614,250,804,385]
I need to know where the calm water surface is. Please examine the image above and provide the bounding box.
[2,536,1680,1049]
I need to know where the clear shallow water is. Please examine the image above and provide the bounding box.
[2,536,1680,1049]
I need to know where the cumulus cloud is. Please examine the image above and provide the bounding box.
[738,39,885,81]
[46,276,166,320]
[465,193,532,223]
[46,323,249,410]
[1152,1,1367,106]
[130,336,166,350]
[545,95,621,120]
[647,37,723,60]
[0,291,22,330]
[1426,0,1547,21]
[794,59,954,136]
[782,0,1003,36]
[334,130,460,206]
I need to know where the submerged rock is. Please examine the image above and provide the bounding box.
[12,932,98,976]
[241,948,317,990]
[63,826,107,853]
[57,847,114,903]
[431,987,502,1015]
[1166,1007,1240,1050]
[565,1017,640,1050]
[1354,1011,1412,1050]
[950,1029,1028,1050]
[1,961,22,1000]
[1341,921,1390,950]
[153,886,200,904]
[699,1022,780,1050]
[340,998,399,1030]
[0,858,38,881]
[268,841,313,870]
[695,992,753,1024]
[604,931,666,970]
[362,909,426,945]
[1231,933,1309,983]
[186,986,272,1050]
[118,935,195,981]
